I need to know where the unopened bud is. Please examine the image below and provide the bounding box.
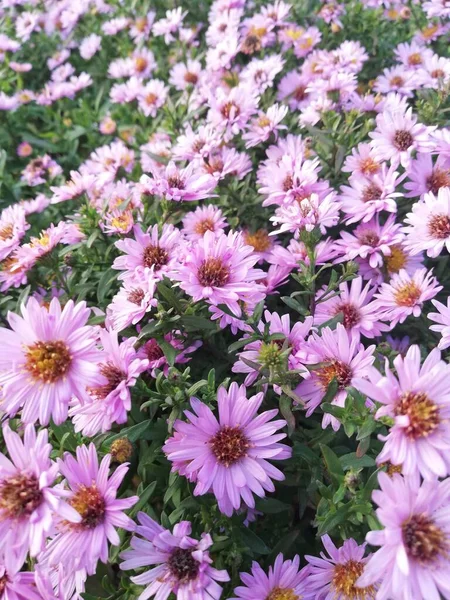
[110,437,133,463]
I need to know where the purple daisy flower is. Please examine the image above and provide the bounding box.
[294,324,376,431]
[231,553,308,600]
[303,535,376,600]
[0,297,103,425]
[373,268,442,327]
[41,444,137,575]
[163,383,292,516]
[354,345,450,479]
[357,473,450,600]
[429,297,450,350]
[0,423,79,563]
[120,513,229,600]
[139,160,217,202]
[0,556,43,600]
[113,224,182,281]
[314,277,389,339]
[172,230,265,315]
[69,329,149,436]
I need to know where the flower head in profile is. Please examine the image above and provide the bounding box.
[429,297,450,350]
[0,297,102,425]
[354,345,450,479]
[231,554,308,600]
[0,424,79,563]
[70,329,149,436]
[42,444,137,575]
[356,473,450,600]
[303,535,376,600]
[0,204,29,262]
[163,383,291,516]
[373,268,441,327]
[295,324,375,431]
[172,230,265,315]
[121,513,229,600]
[403,187,450,258]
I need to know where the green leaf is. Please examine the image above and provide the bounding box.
[157,281,183,312]
[356,417,377,440]
[129,481,157,518]
[97,268,118,304]
[180,315,218,332]
[255,497,290,514]
[268,530,300,562]
[317,504,351,535]
[339,453,376,470]
[320,444,345,478]
[318,312,343,331]
[321,378,339,406]
[240,528,270,555]
[106,421,152,444]
[281,296,308,315]
[279,395,295,436]
[159,340,178,366]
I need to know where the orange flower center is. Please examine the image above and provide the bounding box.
[395,391,440,439]
[69,484,106,529]
[393,282,421,307]
[197,257,230,287]
[332,560,376,599]
[25,340,72,383]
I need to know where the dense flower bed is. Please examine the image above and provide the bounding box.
[0,0,450,598]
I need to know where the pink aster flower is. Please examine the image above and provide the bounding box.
[163,383,292,516]
[357,473,450,600]
[270,191,341,236]
[294,324,376,431]
[277,70,314,111]
[0,423,79,563]
[120,513,229,600]
[182,205,228,241]
[140,161,217,202]
[169,59,202,91]
[106,271,158,332]
[113,224,182,281]
[51,170,95,204]
[42,444,137,576]
[342,143,382,178]
[153,7,187,44]
[314,277,389,338]
[303,535,376,600]
[0,204,29,261]
[21,155,62,187]
[232,310,314,388]
[79,34,101,60]
[70,329,149,436]
[207,86,259,140]
[242,103,288,148]
[137,333,201,377]
[404,153,450,198]
[339,164,403,225]
[17,142,33,157]
[201,147,252,182]
[373,66,424,97]
[172,230,265,315]
[373,268,441,327]
[137,79,168,117]
[429,298,450,349]
[231,554,308,600]
[0,297,102,425]
[0,557,43,600]
[354,345,450,479]
[370,108,435,169]
[403,188,450,257]
[336,215,406,270]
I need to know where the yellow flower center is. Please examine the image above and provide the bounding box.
[25,340,72,383]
